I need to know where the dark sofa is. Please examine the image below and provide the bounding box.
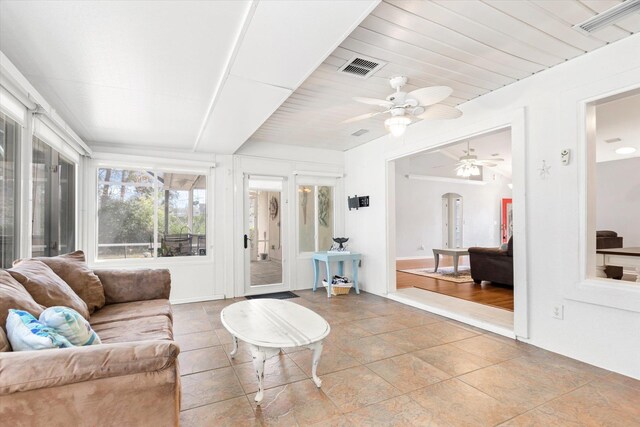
[596,230,623,279]
[468,237,513,287]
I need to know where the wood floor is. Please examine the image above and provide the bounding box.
[397,257,514,311]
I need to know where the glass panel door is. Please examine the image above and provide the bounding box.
[244,176,285,293]
[32,136,75,257]
[0,113,20,267]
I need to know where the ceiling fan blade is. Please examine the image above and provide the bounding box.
[352,96,394,108]
[480,163,497,168]
[408,86,453,107]
[477,158,504,163]
[341,111,383,124]
[417,104,463,120]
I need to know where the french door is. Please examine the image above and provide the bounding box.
[31,136,75,257]
[243,174,288,295]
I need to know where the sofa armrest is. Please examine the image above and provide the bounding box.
[93,269,171,304]
[468,247,508,256]
[0,340,179,395]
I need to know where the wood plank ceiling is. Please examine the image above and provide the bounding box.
[247,0,640,151]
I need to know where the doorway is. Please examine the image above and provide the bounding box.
[243,175,287,295]
[392,127,516,332]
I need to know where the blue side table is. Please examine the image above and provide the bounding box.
[312,251,361,297]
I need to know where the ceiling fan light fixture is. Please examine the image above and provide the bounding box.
[385,116,411,137]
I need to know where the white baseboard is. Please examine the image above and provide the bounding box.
[396,256,434,261]
[170,294,225,304]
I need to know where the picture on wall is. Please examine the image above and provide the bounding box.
[501,198,513,244]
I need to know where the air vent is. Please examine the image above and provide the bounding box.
[351,129,369,137]
[605,137,622,143]
[573,0,640,34]
[338,55,386,79]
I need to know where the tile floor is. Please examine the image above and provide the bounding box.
[174,290,640,426]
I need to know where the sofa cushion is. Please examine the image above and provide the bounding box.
[94,269,171,304]
[0,327,10,352]
[90,299,172,326]
[40,306,102,346]
[92,315,173,344]
[31,251,106,314]
[8,259,90,320]
[6,309,74,351]
[0,270,45,333]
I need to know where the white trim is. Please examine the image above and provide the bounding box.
[385,111,528,338]
[405,174,487,186]
[0,86,27,124]
[33,118,81,164]
[170,295,225,305]
[292,170,344,178]
[387,291,515,338]
[92,152,215,173]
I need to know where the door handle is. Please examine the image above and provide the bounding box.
[244,234,249,249]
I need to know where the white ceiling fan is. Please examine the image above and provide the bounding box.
[342,76,462,137]
[455,141,504,177]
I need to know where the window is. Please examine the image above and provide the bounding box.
[298,184,334,252]
[0,113,20,268]
[31,136,76,257]
[97,167,207,260]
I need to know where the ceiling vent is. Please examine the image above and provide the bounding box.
[351,129,369,137]
[338,56,386,79]
[605,137,622,143]
[573,0,640,34]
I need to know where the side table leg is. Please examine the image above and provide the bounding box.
[353,259,360,294]
[229,336,239,358]
[313,259,319,291]
[325,261,332,298]
[433,250,440,272]
[309,341,324,388]
[250,345,267,404]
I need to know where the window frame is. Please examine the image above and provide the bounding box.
[568,85,640,313]
[0,112,22,267]
[92,161,213,265]
[296,176,338,254]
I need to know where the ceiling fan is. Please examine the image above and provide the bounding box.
[342,76,462,137]
[454,141,504,177]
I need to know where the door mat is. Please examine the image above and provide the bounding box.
[399,267,473,283]
[245,291,299,300]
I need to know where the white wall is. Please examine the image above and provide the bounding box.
[345,34,640,379]
[395,172,511,258]
[596,157,640,246]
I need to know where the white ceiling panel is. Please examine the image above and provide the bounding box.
[231,0,379,89]
[248,0,638,152]
[0,0,251,149]
[197,75,291,154]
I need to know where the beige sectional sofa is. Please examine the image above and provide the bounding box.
[0,258,180,426]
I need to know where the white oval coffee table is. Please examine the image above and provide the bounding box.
[220,299,330,404]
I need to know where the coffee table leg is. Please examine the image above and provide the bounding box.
[309,341,324,388]
[433,250,440,272]
[250,345,267,404]
[229,336,238,358]
[453,254,459,275]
